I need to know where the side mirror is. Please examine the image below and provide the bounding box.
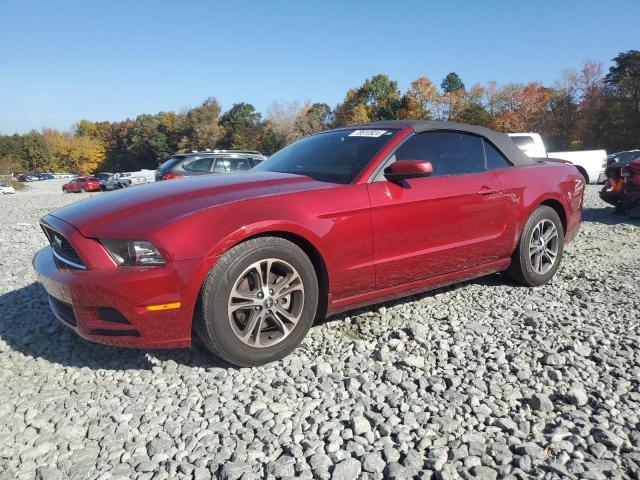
[384,160,433,182]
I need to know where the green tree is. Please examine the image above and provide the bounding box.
[124,114,173,170]
[441,72,465,93]
[258,125,287,155]
[22,131,54,172]
[606,50,640,112]
[220,102,262,150]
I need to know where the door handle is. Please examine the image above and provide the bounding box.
[477,186,497,196]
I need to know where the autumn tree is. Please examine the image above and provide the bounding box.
[398,77,438,120]
[334,74,400,126]
[334,89,370,126]
[44,129,104,174]
[295,102,333,136]
[179,97,223,150]
[491,82,552,132]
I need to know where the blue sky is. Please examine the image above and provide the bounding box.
[0,0,638,134]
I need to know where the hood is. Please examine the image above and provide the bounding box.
[49,172,334,237]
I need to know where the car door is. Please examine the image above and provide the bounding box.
[367,130,511,289]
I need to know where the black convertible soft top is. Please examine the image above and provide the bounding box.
[352,120,536,166]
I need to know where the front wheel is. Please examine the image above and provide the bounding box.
[195,237,318,367]
[506,205,564,286]
[81,187,86,193]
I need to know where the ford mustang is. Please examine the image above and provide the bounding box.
[33,121,584,366]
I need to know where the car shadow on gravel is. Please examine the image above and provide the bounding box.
[0,283,234,370]
[582,206,640,225]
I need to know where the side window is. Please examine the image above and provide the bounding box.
[394,131,485,177]
[483,140,512,170]
[225,158,252,172]
[183,157,213,172]
[212,159,227,173]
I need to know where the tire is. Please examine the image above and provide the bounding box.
[506,205,564,287]
[81,187,86,193]
[62,188,67,193]
[195,236,319,367]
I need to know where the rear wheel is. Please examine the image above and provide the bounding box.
[506,205,564,286]
[196,237,318,366]
[81,187,86,193]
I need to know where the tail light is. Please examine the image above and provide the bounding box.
[163,172,183,180]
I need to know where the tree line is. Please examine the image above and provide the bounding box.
[1,50,638,175]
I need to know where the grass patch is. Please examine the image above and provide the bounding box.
[7,180,28,191]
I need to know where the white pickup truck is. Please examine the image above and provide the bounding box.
[103,169,156,189]
[508,133,607,184]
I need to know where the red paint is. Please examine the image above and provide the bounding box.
[34,125,583,349]
[62,177,101,193]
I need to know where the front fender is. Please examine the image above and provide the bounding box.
[204,220,326,260]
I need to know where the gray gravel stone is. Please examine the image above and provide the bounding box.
[528,393,554,412]
[331,458,361,480]
[362,452,386,473]
[471,465,498,480]
[567,386,589,406]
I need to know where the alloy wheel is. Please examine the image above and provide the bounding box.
[227,258,304,348]
[528,219,559,275]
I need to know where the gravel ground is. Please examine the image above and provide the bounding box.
[0,178,639,480]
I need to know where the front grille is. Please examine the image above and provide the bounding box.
[41,224,86,270]
[48,295,77,326]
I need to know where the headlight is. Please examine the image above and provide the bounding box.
[100,239,165,266]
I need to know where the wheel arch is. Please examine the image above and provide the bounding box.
[539,198,567,236]
[574,165,589,183]
[207,225,330,319]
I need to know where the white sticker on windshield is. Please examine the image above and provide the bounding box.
[348,129,388,138]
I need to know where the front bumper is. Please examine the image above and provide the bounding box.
[33,245,215,348]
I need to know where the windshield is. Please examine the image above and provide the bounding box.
[253,128,398,184]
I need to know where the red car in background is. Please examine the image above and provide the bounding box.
[34,121,584,366]
[62,176,101,193]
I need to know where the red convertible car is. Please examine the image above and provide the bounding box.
[34,121,584,366]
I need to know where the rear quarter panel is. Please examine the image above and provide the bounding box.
[493,162,584,251]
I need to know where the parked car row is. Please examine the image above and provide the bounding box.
[17,172,75,182]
